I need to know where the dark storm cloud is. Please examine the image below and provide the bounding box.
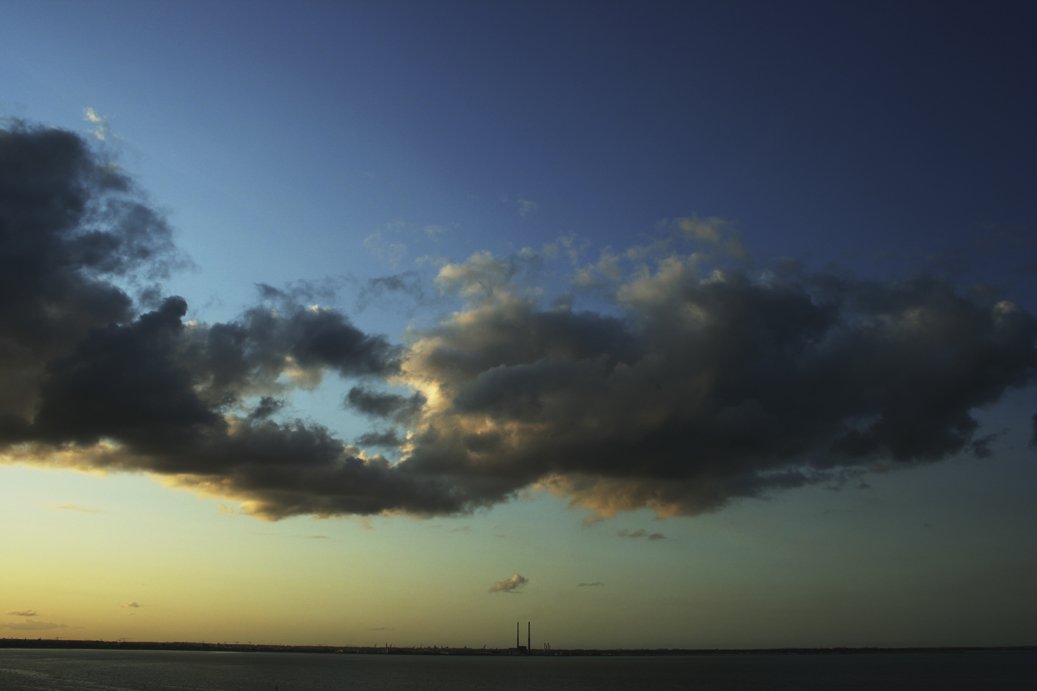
[402,257,1037,517]
[248,396,284,421]
[3,122,1036,523]
[0,124,459,518]
[0,123,177,425]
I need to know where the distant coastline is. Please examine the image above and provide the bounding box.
[2,638,1034,657]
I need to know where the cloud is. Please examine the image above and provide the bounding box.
[83,107,110,142]
[124,601,141,608]
[7,610,37,617]
[52,503,101,513]
[576,582,604,588]
[0,124,445,519]
[489,573,528,593]
[516,198,539,218]
[674,215,745,258]
[400,254,1037,519]
[4,620,68,631]
[364,227,408,269]
[435,251,518,298]
[355,429,405,448]
[501,195,540,218]
[355,271,427,312]
[618,529,666,541]
[345,387,425,423]
[2,122,1035,524]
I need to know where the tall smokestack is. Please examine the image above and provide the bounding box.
[516,621,519,649]
[527,621,531,653]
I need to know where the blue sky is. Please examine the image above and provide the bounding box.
[2,0,1036,648]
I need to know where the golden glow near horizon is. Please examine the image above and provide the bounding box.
[4,427,1037,649]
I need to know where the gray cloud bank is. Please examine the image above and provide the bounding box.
[2,123,1035,521]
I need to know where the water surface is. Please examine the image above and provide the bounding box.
[0,648,1034,690]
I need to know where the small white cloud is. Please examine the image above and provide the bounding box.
[489,573,528,593]
[83,107,110,142]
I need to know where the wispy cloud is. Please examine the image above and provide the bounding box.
[52,503,100,513]
[500,195,540,218]
[618,529,666,541]
[7,610,37,617]
[489,573,528,593]
[123,601,142,609]
[83,106,111,142]
[364,229,408,269]
[5,620,69,631]
[516,198,539,218]
[576,581,604,588]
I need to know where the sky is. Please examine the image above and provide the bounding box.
[1,0,1036,649]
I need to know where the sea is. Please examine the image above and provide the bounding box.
[0,649,1035,690]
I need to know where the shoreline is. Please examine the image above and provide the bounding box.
[2,638,1034,657]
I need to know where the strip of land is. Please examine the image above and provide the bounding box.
[1,639,1033,657]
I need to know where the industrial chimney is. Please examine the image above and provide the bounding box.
[527,621,531,654]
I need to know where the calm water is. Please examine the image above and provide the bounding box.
[0,649,1034,690]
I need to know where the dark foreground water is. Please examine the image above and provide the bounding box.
[0,649,1035,690]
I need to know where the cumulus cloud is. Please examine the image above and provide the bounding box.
[2,122,1035,524]
[400,252,1036,519]
[7,610,37,617]
[618,529,666,541]
[489,573,528,593]
[576,581,604,588]
[0,124,448,519]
